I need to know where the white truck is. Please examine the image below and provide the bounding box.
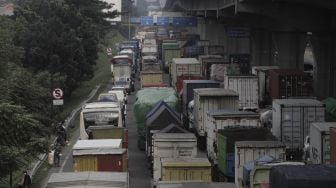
[110,55,134,93]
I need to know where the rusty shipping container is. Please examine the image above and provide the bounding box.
[269,69,313,100]
[331,127,336,164]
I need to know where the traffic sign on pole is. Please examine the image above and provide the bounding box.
[52,88,63,99]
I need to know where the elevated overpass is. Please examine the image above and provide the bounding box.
[159,0,336,99]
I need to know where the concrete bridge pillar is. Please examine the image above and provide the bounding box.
[250,29,273,66]
[251,30,306,69]
[311,33,336,99]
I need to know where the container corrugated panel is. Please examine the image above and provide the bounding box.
[182,80,220,116]
[89,126,124,140]
[171,58,201,87]
[193,88,239,137]
[224,75,259,110]
[46,172,129,188]
[97,153,127,172]
[140,72,163,88]
[161,158,212,182]
[251,66,280,107]
[73,156,97,172]
[310,122,336,164]
[216,128,275,177]
[163,49,180,70]
[272,99,325,158]
[269,69,313,100]
[206,110,261,163]
[175,75,203,93]
[142,63,161,72]
[235,141,286,187]
[331,127,336,164]
[269,165,336,188]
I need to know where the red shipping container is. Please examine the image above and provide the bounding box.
[97,149,128,172]
[175,75,204,93]
[331,127,336,165]
[269,69,312,100]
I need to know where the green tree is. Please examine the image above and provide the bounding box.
[0,102,49,188]
[14,0,118,97]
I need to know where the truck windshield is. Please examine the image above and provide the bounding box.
[83,111,119,128]
[112,58,130,65]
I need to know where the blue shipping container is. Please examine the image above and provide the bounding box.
[226,153,235,177]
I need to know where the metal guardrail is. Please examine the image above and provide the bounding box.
[30,85,101,177]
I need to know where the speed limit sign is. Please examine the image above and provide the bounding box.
[52,88,63,99]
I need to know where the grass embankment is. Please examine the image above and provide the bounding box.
[5,30,126,188]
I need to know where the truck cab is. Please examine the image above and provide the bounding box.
[110,55,134,93]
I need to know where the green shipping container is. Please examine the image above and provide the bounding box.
[161,43,180,70]
[216,128,275,177]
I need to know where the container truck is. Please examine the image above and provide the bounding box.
[193,88,239,149]
[309,122,336,164]
[216,128,276,181]
[79,102,123,140]
[272,99,325,160]
[159,158,211,183]
[161,42,181,71]
[198,55,227,79]
[206,110,261,163]
[152,133,197,184]
[181,80,220,128]
[141,55,160,72]
[140,72,164,88]
[251,66,280,107]
[111,55,133,93]
[224,75,259,110]
[72,139,127,172]
[133,88,178,150]
[170,58,202,89]
[269,69,313,100]
[235,141,286,187]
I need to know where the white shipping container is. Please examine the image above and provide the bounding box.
[224,75,259,110]
[251,66,280,106]
[152,133,197,184]
[193,88,239,136]
[272,99,325,152]
[310,122,336,164]
[234,141,286,188]
[205,110,260,163]
[171,58,202,87]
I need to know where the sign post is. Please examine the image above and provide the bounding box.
[52,88,64,106]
